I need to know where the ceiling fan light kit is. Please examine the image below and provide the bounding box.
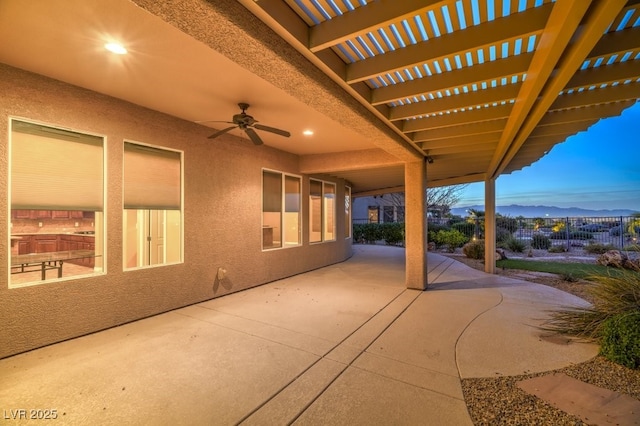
[207,103,290,145]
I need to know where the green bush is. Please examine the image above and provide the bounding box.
[381,222,404,245]
[503,237,526,253]
[600,312,640,369]
[544,270,640,369]
[451,221,476,239]
[433,229,468,252]
[531,233,551,249]
[462,239,484,259]
[584,243,616,254]
[353,223,383,243]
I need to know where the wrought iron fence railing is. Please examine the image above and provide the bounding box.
[354,216,640,251]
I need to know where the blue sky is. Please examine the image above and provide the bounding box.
[455,101,640,211]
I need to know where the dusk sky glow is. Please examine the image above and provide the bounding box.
[455,101,640,212]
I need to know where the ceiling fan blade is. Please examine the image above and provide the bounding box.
[245,127,264,145]
[207,126,237,139]
[197,120,234,124]
[253,124,291,138]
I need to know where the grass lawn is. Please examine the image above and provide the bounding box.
[495,259,637,280]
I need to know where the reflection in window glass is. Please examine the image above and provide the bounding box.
[123,142,182,269]
[309,179,336,243]
[309,179,323,243]
[284,175,301,246]
[9,119,104,287]
[262,170,301,249]
[345,186,351,239]
[324,183,336,241]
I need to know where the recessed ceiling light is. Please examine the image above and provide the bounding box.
[303,130,314,136]
[105,42,127,55]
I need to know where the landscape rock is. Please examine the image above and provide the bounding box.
[596,250,628,268]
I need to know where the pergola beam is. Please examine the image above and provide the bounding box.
[309,0,444,52]
[487,0,593,179]
[371,53,533,105]
[490,0,628,179]
[538,101,633,126]
[402,104,513,132]
[551,83,640,110]
[412,118,507,142]
[418,131,500,148]
[346,4,553,84]
[390,83,521,120]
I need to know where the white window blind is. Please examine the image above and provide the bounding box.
[11,120,103,210]
[123,142,181,210]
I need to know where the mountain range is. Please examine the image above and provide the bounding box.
[450,204,638,218]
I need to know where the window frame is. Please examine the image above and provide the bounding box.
[8,117,107,288]
[261,168,302,251]
[309,178,337,244]
[122,140,184,271]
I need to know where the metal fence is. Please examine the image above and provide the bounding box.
[501,216,639,250]
[355,216,640,251]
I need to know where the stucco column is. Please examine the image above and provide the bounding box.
[404,159,428,290]
[484,177,496,274]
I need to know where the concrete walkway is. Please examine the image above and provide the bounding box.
[0,246,597,425]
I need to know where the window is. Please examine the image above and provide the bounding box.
[123,142,182,269]
[383,206,394,223]
[309,179,336,243]
[262,170,301,249]
[397,206,405,223]
[345,186,351,239]
[9,119,104,287]
[368,206,379,223]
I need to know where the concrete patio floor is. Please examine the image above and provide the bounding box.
[0,245,598,425]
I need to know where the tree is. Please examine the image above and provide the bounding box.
[427,185,468,216]
[369,184,469,221]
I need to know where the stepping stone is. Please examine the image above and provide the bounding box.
[517,373,640,425]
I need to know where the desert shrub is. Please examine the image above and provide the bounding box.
[496,215,518,233]
[600,312,640,369]
[433,229,468,252]
[462,239,484,259]
[531,233,551,249]
[380,222,404,245]
[451,222,475,239]
[548,245,567,253]
[495,227,513,244]
[543,270,640,368]
[503,237,526,253]
[585,243,617,254]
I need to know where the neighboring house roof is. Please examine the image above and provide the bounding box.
[1,0,638,193]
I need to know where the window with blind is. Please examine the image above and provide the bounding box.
[309,179,336,243]
[262,170,301,250]
[123,142,182,269]
[9,119,104,286]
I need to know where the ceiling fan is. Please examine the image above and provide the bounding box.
[206,103,291,145]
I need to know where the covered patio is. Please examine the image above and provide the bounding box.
[0,246,597,424]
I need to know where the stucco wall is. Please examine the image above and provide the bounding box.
[0,65,352,358]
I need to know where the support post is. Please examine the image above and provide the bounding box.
[404,159,428,290]
[484,178,496,274]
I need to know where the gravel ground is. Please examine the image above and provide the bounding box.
[441,251,640,425]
